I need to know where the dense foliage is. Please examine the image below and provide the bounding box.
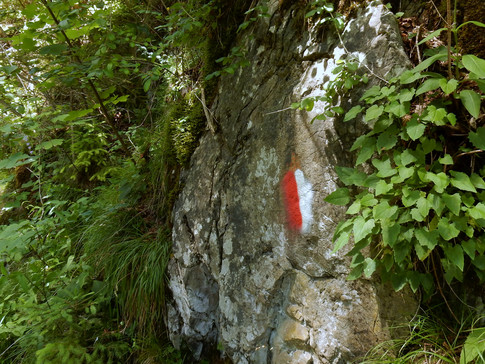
[0,0,253,362]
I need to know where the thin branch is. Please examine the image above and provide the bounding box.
[39,0,132,157]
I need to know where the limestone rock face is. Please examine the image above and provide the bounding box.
[167,1,416,362]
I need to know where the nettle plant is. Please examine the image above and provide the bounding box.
[322,43,485,295]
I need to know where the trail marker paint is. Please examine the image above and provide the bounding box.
[282,168,314,234]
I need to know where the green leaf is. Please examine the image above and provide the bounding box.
[382,223,400,247]
[443,245,464,271]
[416,77,443,95]
[427,172,449,193]
[438,218,460,240]
[415,227,439,250]
[469,203,485,220]
[391,272,407,291]
[363,258,376,278]
[450,170,477,193]
[439,78,459,94]
[325,188,350,205]
[377,131,398,150]
[335,166,367,186]
[344,105,362,121]
[462,54,485,78]
[400,70,422,84]
[414,53,448,73]
[360,85,381,101]
[372,158,397,178]
[398,88,415,102]
[35,139,64,150]
[402,188,421,207]
[460,327,485,364]
[38,44,68,56]
[459,90,481,118]
[373,200,398,220]
[462,239,476,259]
[399,149,418,166]
[301,98,314,111]
[333,220,352,252]
[355,137,376,165]
[375,180,393,195]
[353,217,375,243]
[365,105,384,122]
[471,173,485,189]
[468,127,485,150]
[417,28,446,45]
[442,193,461,215]
[406,118,426,140]
[0,153,34,169]
[438,154,454,165]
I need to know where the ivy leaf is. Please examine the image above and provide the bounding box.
[415,227,439,250]
[363,258,376,278]
[468,127,485,150]
[406,118,426,141]
[301,98,314,112]
[344,105,362,121]
[324,188,350,205]
[353,217,375,243]
[469,203,485,220]
[365,105,384,122]
[335,166,367,186]
[442,193,461,215]
[400,149,418,166]
[459,90,481,118]
[39,44,68,56]
[373,200,398,220]
[372,158,397,178]
[462,54,485,79]
[450,171,477,193]
[470,173,485,189]
[438,218,460,240]
[400,70,422,84]
[438,154,454,165]
[355,137,376,165]
[382,222,400,247]
[377,131,398,150]
[427,172,449,193]
[443,245,464,271]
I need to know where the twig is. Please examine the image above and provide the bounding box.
[446,0,453,79]
[265,106,293,115]
[40,0,132,158]
[455,149,483,158]
[431,251,460,324]
[196,88,217,134]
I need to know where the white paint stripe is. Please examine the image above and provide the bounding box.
[294,169,314,234]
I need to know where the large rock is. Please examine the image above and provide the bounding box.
[167,1,416,362]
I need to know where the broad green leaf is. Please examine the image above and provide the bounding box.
[468,127,485,150]
[399,166,414,180]
[415,227,439,250]
[416,77,443,95]
[460,327,485,364]
[335,166,367,186]
[360,193,378,207]
[471,173,485,189]
[428,192,445,216]
[365,105,384,122]
[462,239,476,259]
[363,258,376,278]
[360,85,381,101]
[406,118,426,140]
[0,153,33,169]
[346,200,361,214]
[442,193,461,215]
[417,196,430,217]
[375,180,392,195]
[333,220,352,252]
[439,78,459,94]
[344,105,362,121]
[353,217,375,243]
[394,241,411,264]
[372,158,397,178]
[373,200,398,220]
[469,203,485,220]
[399,149,418,166]
[414,243,430,261]
[324,188,350,205]
[377,131,397,150]
[438,154,454,165]
[427,172,449,193]
[35,139,64,150]
[413,53,448,73]
[438,218,460,240]
[443,245,464,271]
[382,223,400,247]
[39,44,68,56]
[459,90,481,118]
[423,105,448,125]
[301,98,314,111]
[462,54,485,79]
[400,70,422,84]
[391,272,407,291]
[398,88,415,102]
[402,188,421,207]
[355,137,376,165]
[450,170,477,193]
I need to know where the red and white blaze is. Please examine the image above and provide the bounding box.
[282,169,314,234]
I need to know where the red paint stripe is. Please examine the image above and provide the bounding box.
[283,170,302,231]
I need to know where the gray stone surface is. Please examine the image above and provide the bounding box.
[167,1,416,362]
